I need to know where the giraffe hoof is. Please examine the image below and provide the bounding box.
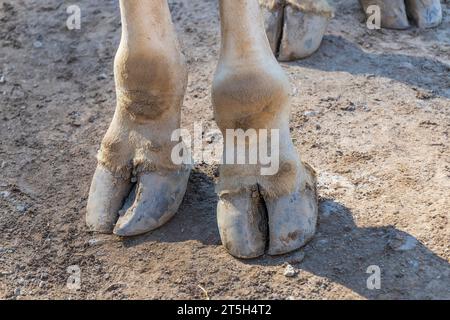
[217,165,318,258]
[265,183,318,255]
[113,167,190,237]
[87,165,190,236]
[86,165,132,234]
[217,188,268,259]
[360,0,410,30]
[405,0,442,29]
[260,0,334,61]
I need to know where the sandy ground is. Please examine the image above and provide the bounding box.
[0,0,449,300]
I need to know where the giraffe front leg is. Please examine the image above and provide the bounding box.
[213,0,318,258]
[86,0,190,236]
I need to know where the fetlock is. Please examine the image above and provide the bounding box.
[212,55,305,199]
[96,42,188,178]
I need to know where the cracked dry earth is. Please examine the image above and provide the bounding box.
[0,0,449,300]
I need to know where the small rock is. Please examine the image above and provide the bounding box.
[415,89,434,100]
[399,62,415,70]
[304,111,319,117]
[288,251,305,264]
[104,283,126,293]
[33,41,43,48]
[14,288,21,296]
[38,281,46,289]
[283,264,297,277]
[97,73,107,80]
[87,238,103,246]
[388,233,418,251]
[16,204,27,213]
[340,102,356,112]
[0,75,5,84]
[0,191,10,198]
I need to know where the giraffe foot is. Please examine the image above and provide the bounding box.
[260,0,334,61]
[217,163,318,259]
[87,164,190,236]
[113,168,190,236]
[360,0,442,29]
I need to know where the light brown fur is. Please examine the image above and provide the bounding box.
[96,0,187,178]
[213,0,314,199]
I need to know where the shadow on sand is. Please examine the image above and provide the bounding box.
[289,35,450,99]
[121,170,450,299]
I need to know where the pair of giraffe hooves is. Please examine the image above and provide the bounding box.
[86,164,191,237]
[360,0,443,30]
[86,163,319,259]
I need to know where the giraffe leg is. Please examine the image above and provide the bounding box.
[213,0,318,258]
[86,0,190,236]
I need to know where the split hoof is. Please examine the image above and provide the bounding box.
[264,180,318,255]
[260,0,334,61]
[217,164,318,258]
[113,167,190,236]
[217,188,268,259]
[86,165,132,233]
[405,0,442,29]
[86,165,190,236]
[360,0,410,29]
[360,0,442,29]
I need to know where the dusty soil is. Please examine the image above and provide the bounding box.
[0,0,449,300]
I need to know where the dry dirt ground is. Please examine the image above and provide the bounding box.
[0,0,449,300]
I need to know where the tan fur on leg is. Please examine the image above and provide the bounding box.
[95,0,188,179]
[214,0,316,199]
